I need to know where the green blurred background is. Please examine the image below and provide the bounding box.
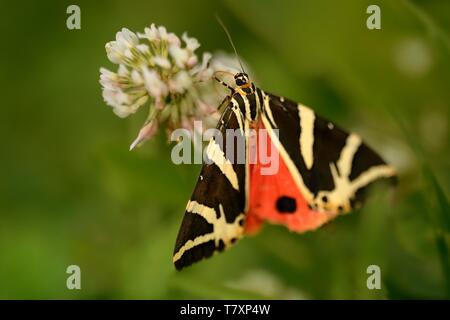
[0,0,449,299]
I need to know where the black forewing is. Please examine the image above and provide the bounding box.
[173,101,248,270]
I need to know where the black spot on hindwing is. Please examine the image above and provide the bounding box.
[276,196,297,214]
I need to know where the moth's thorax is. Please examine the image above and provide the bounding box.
[232,83,260,123]
[235,82,255,96]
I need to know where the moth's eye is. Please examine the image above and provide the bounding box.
[236,78,245,86]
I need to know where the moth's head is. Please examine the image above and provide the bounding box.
[234,72,250,87]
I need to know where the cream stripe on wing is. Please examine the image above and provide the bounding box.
[173,201,244,263]
[261,115,314,203]
[173,233,215,263]
[242,94,251,121]
[186,201,244,243]
[255,89,261,112]
[231,98,244,135]
[318,135,395,213]
[244,116,250,212]
[337,133,361,178]
[298,105,316,170]
[351,165,396,192]
[185,200,217,224]
[262,92,277,127]
[206,138,239,191]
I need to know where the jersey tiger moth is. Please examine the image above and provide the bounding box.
[172,72,396,270]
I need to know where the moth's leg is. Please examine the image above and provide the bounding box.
[217,97,235,131]
[221,107,235,130]
[218,95,231,112]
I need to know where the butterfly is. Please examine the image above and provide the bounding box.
[172,71,397,270]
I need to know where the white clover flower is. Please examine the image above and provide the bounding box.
[100,24,245,150]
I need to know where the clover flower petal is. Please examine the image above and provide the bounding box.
[182,32,200,52]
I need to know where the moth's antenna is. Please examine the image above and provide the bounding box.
[215,15,246,74]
